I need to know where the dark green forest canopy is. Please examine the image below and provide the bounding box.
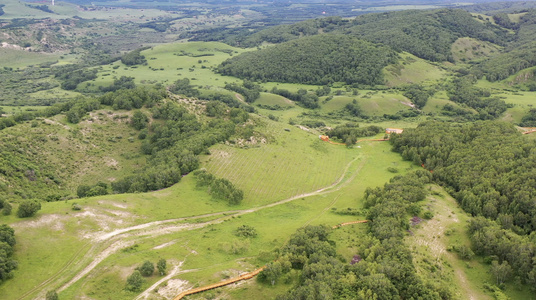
[271,171,448,299]
[192,9,509,62]
[217,35,397,85]
[390,121,536,287]
[391,121,536,233]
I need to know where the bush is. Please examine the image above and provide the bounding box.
[137,260,154,277]
[234,225,258,238]
[46,290,58,300]
[2,202,12,216]
[16,200,41,218]
[125,270,144,291]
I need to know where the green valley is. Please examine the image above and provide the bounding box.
[1,1,536,299]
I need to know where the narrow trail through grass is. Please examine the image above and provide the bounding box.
[28,153,366,299]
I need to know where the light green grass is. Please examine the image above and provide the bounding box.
[202,117,356,206]
[384,53,447,87]
[256,93,295,108]
[0,48,61,68]
[450,37,501,64]
[320,92,411,116]
[422,90,466,115]
[92,42,251,89]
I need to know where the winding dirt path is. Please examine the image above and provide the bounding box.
[27,150,368,299]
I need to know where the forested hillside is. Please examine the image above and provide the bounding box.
[193,9,509,62]
[391,121,536,287]
[217,35,397,86]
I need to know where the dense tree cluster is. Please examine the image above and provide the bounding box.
[520,108,536,127]
[0,224,17,282]
[390,121,536,287]
[99,76,136,93]
[77,182,109,198]
[193,9,508,63]
[446,77,507,119]
[403,84,433,109]
[326,124,383,145]
[270,87,320,109]
[218,35,397,86]
[56,68,98,91]
[272,171,447,299]
[99,86,166,110]
[224,80,261,103]
[16,199,41,218]
[112,101,243,194]
[121,47,150,66]
[476,42,536,82]
[169,78,200,98]
[193,170,243,205]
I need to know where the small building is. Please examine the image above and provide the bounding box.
[386,128,404,134]
[319,135,330,142]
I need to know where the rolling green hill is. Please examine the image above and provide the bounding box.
[2,3,536,300]
[217,35,397,86]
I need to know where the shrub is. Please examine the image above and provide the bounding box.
[16,200,41,218]
[137,260,154,277]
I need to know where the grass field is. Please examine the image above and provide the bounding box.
[384,53,447,87]
[90,42,251,90]
[202,116,357,206]
[320,92,412,116]
[1,105,419,299]
[0,48,61,69]
[256,93,295,108]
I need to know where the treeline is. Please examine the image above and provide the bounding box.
[520,108,536,127]
[224,80,261,103]
[474,10,536,81]
[326,124,383,145]
[112,100,246,194]
[390,121,536,287]
[121,47,150,66]
[217,35,397,86]
[269,171,449,299]
[403,84,433,109]
[193,170,243,205]
[0,224,16,283]
[270,87,319,109]
[54,67,98,91]
[446,77,507,120]
[192,9,508,63]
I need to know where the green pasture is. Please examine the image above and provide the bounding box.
[1,105,418,299]
[0,48,61,69]
[256,92,295,108]
[202,117,357,206]
[320,92,411,116]
[59,139,415,299]
[91,42,251,90]
[450,37,501,64]
[384,53,447,87]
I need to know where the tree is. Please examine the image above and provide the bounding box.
[2,202,12,216]
[16,200,41,218]
[131,110,149,130]
[125,270,144,291]
[491,261,512,285]
[137,260,154,277]
[157,259,167,276]
[46,290,58,300]
[261,261,282,286]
